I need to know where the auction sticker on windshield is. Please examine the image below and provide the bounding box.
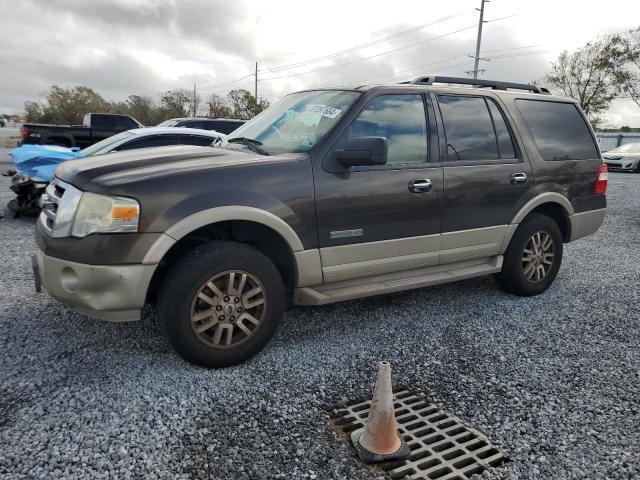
[305,104,342,119]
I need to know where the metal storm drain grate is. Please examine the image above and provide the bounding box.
[329,389,506,480]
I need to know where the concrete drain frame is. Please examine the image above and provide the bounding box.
[329,389,506,480]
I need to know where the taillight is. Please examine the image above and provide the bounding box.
[594,164,608,194]
[21,126,29,140]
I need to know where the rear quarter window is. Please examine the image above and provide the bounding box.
[516,99,599,161]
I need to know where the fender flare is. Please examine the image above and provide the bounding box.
[142,206,304,264]
[511,192,574,224]
[499,193,574,253]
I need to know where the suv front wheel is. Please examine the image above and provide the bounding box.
[495,213,563,296]
[157,241,285,368]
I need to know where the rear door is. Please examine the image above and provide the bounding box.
[314,92,444,282]
[512,99,603,212]
[434,93,535,263]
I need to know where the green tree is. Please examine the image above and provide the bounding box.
[615,27,640,109]
[24,100,45,123]
[45,85,110,124]
[125,95,162,125]
[227,89,270,120]
[205,93,233,118]
[545,34,636,127]
[160,89,192,117]
[23,86,110,124]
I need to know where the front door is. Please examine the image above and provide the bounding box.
[433,93,535,263]
[314,92,443,283]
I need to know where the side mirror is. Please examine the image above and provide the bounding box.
[336,136,388,167]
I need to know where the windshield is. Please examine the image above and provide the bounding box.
[222,90,360,154]
[157,119,181,127]
[81,131,136,156]
[610,143,640,153]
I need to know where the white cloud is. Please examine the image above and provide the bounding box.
[0,0,638,125]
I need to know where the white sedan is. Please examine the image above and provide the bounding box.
[603,143,640,172]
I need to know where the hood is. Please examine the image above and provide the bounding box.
[54,145,290,191]
[9,144,83,165]
[603,152,640,159]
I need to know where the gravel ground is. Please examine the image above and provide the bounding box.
[0,148,638,479]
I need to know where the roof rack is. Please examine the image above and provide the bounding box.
[399,75,550,94]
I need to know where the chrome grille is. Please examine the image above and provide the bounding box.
[40,180,65,232]
[38,178,83,238]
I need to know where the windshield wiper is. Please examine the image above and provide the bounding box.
[227,137,270,156]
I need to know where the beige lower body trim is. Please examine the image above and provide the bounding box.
[319,234,440,283]
[440,225,508,263]
[36,249,155,322]
[294,249,323,287]
[569,208,606,241]
[318,226,509,282]
[294,256,503,306]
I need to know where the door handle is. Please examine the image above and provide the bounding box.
[510,172,528,185]
[408,178,432,193]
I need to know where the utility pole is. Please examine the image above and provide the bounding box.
[254,62,258,100]
[472,0,487,79]
[193,83,197,117]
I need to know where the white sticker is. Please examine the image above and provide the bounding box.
[305,104,342,119]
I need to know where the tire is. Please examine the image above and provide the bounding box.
[157,241,285,368]
[495,213,563,296]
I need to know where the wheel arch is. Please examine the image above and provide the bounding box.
[143,207,308,306]
[501,193,574,252]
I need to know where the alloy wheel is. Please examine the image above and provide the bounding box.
[190,270,267,348]
[521,231,555,283]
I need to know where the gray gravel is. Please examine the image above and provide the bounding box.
[0,147,638,479]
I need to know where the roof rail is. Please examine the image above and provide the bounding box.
[399,75,550,94]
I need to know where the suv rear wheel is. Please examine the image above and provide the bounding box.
[495,213,563,296]
[157,241,285,368]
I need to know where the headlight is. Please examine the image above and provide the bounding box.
[71,192,140,238]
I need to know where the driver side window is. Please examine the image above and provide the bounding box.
[343,94,428,165]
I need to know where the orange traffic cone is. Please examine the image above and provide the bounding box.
[351,361,411,463]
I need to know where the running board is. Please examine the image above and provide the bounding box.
[293,256,503,306]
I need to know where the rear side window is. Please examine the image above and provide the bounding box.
[437,95,516,161]
[487,100,515,159]
[91,115,115,130]
[116,135,178,150]
[115,116,138,130]
[208,120,243,134]
[516,100,599,160]
[179,135,214,146]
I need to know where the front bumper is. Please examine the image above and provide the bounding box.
[35,249,157,321]
[605,160,638,171]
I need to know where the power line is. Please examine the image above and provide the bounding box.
[343,49,550,87]
[262,12,465,73]
[481,44,541,54]
[197,73,254,92]
[261,24,480,81]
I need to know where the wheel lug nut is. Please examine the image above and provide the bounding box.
[234,297,240,303]
[237,307,243,312]
[223,296,229,302]
[230,316,235,321]
[216,305,222,311]
[219,315,225,321]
